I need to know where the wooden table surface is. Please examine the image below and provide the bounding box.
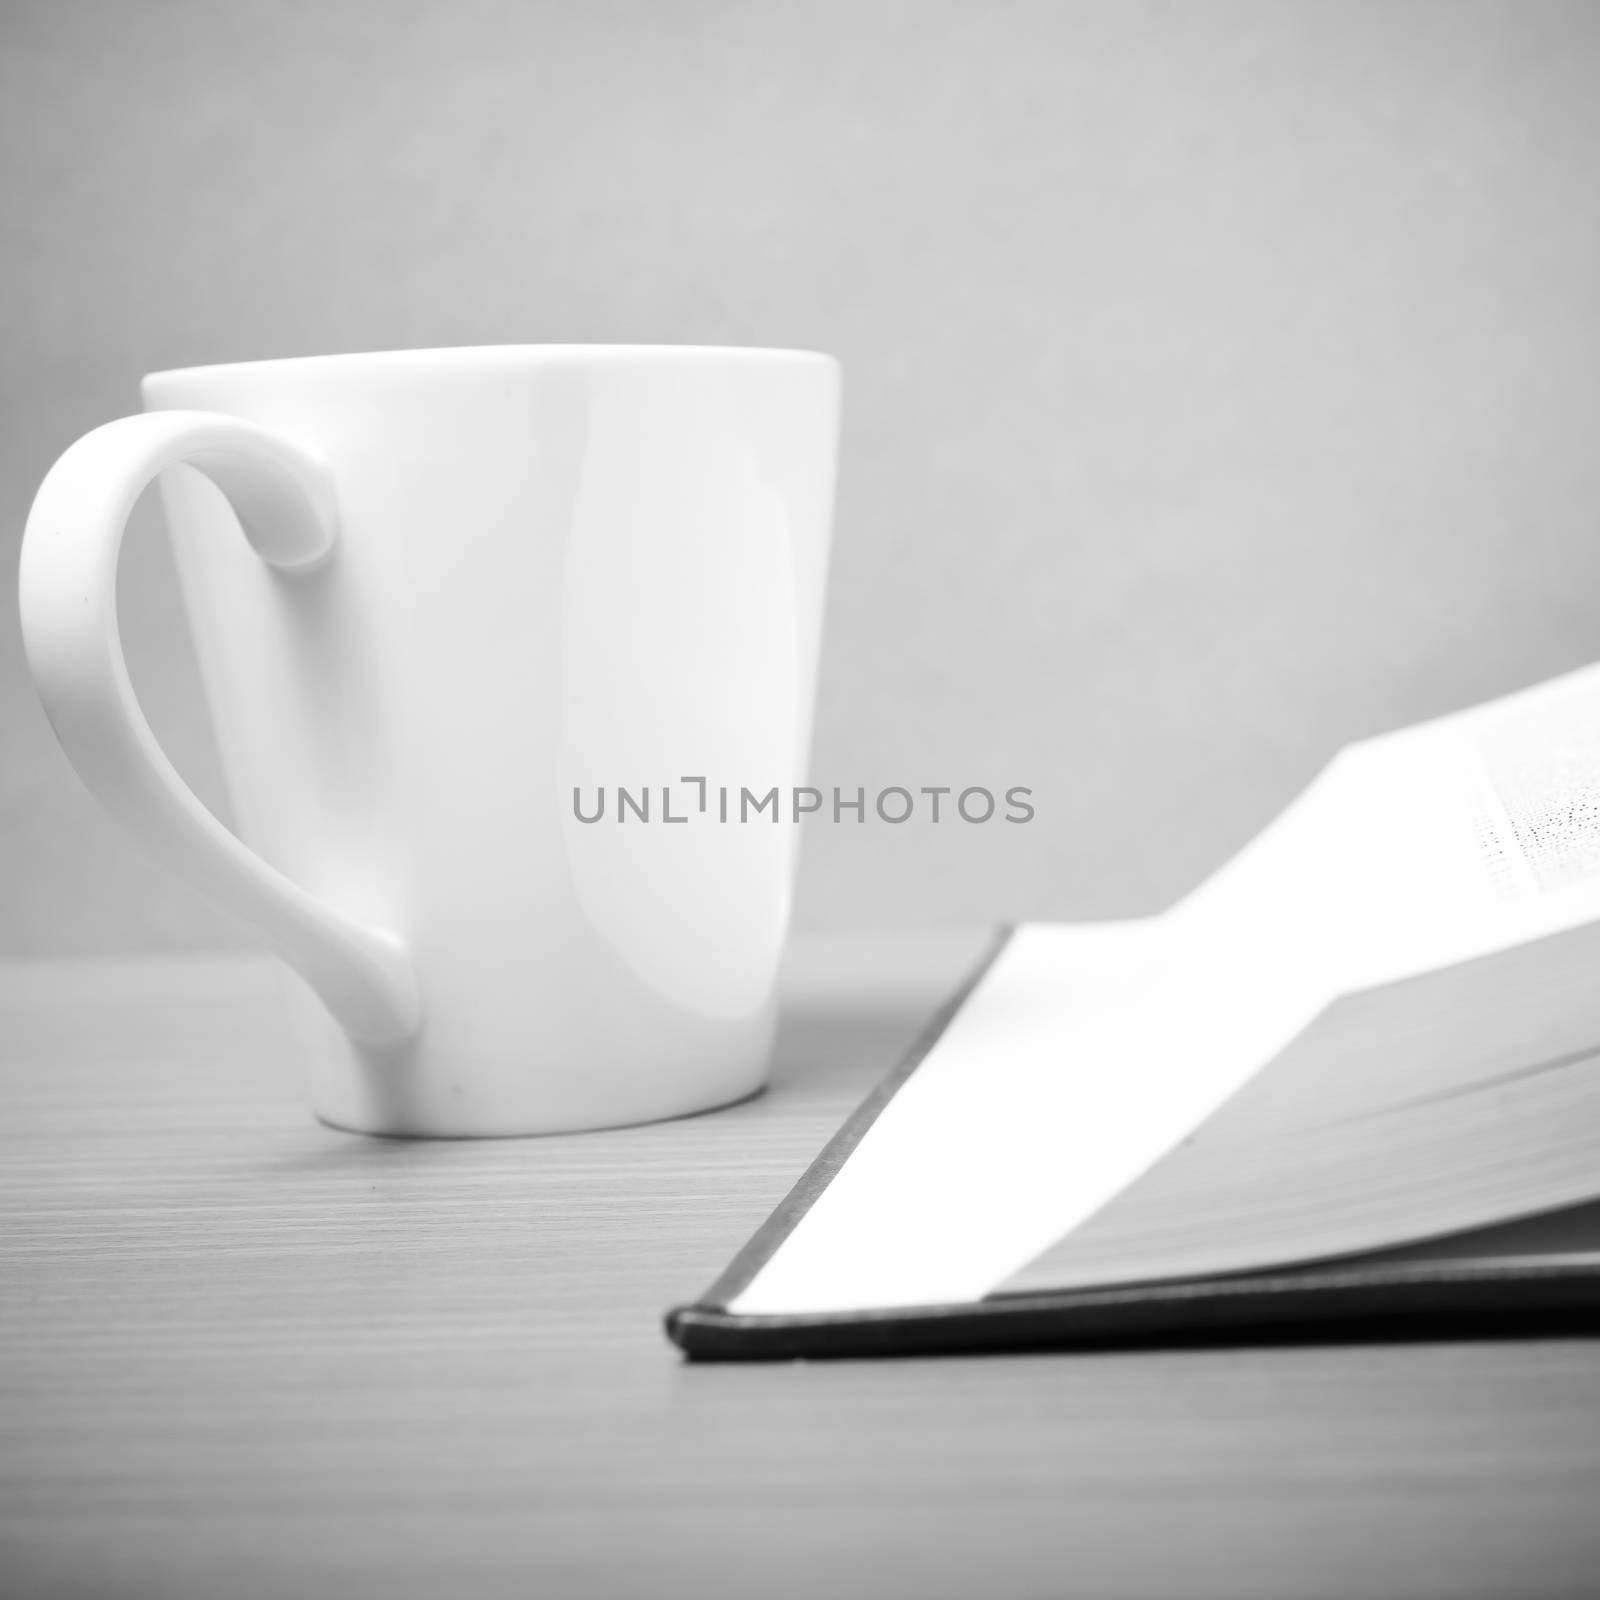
[3,931,1598,1600]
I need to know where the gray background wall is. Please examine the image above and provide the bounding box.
[4,0,1600,954]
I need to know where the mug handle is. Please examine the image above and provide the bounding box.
[18,411,421,1047]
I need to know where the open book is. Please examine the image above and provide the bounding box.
[668,664,1600,1358]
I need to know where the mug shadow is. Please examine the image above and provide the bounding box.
[268,987,952,1175]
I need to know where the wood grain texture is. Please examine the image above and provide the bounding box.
[2,932,1599,1600]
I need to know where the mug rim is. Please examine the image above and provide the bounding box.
[144,343,838,387]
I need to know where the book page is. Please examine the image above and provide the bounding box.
[731,664,1600,1316]
[1004,918,1600,1293]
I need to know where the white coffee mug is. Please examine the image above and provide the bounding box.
[20,346,839,1136]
